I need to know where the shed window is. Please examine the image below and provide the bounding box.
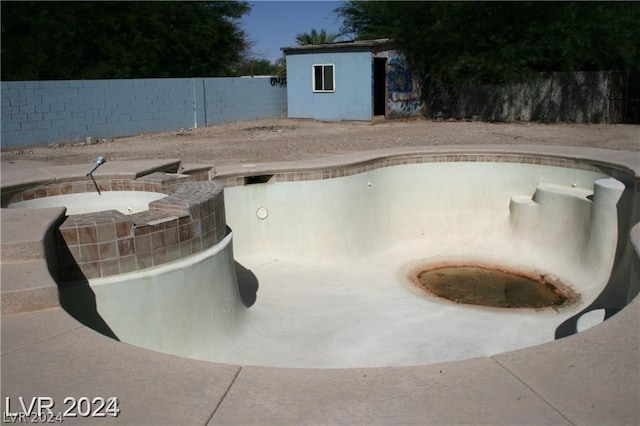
[313,64,334,92]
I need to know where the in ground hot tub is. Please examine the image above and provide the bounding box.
[9,191,167,215]
[70,152,637,369]
[3,171,225,280]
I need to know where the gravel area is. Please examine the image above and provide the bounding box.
[1,118,638,169]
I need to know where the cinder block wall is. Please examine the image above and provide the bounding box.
[1,77,287,149]
[204,77,288,125]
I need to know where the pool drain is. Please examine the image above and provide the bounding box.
[413,265,577,309]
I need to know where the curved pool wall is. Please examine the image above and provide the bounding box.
[61,232,245,359]
[75,154,635,368]
[226,162,616,288]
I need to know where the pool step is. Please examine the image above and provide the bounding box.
[1,207,66,263]
[510,182,593,211]
[509,182,594,236]
[1,259,60,314]
[1,207,66,314]
[532,183,593,202]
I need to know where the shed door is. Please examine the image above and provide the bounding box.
[373,58,387,116]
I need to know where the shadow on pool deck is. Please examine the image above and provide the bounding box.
[55,240,119,340]
[235,261,259,308]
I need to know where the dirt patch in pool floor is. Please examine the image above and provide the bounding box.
[416,265,578,309]
[2,118,638,169]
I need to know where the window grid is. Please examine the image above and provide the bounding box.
[312,64,335,93]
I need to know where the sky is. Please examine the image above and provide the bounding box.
[241,1,345,63]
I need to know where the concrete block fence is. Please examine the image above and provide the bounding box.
[1,76,287,149]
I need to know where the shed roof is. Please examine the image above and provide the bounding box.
[282,38,397,56]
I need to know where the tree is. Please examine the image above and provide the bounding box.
[233,59,277,76]
[1,1,251,80]
[336,1,640,84]
[272,28,339,79]
[295,28,338,46]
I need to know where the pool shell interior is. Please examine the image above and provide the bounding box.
[1,146,639,424]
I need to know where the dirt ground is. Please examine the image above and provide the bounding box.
[1,118,638,168]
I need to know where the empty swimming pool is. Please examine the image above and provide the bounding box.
[63,153,632,368]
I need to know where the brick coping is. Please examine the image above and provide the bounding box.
[213,145,639,188]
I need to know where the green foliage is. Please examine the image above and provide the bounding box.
[276,28,340,78]
[295,28,338,46]
[233,59,277,76]
[337,1,640,84]
[1,1,251,80]
[273,57,287,78]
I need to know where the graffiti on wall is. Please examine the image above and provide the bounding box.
[388,65,413,93]
[387,56,424,118]
[270,77,287,87]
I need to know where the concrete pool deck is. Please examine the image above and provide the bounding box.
[2,145,639,425]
